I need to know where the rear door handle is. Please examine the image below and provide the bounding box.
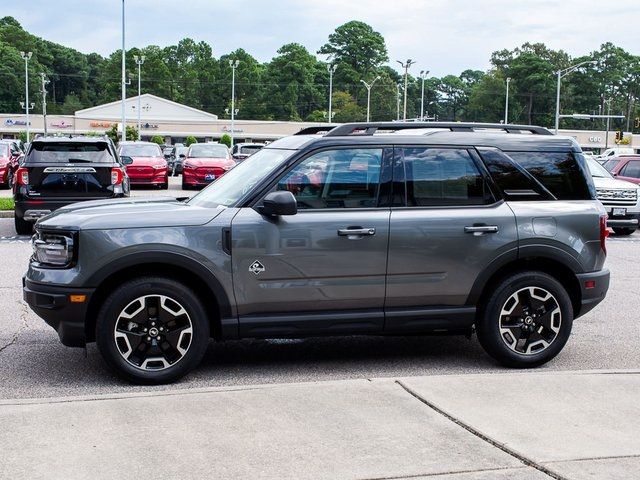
[464,225,499,234]
[337,227,376,236]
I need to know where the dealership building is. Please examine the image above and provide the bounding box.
[0,93,636,151]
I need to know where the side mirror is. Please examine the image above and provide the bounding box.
[120,156,134,166]
[260,191,297,216]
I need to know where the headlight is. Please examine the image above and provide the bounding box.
[32,232,75,267]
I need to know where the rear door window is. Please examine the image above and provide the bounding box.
[621,160,640,179]
[506,151,593,200]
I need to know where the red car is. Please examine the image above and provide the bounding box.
[0,140,24,188]
[181,143,235,189]
[605,155,640,185]
[117,141,168,189]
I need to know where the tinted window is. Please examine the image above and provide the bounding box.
[27,142,114,164]
[621,160,640,178]
[602,159,620,172]
[507,151,593,200]
[399,148,490,206]
[277,148,382,209]
[239,145,262,155]
[479,148,546,200]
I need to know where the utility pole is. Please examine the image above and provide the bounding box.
[605,98,612,150]
[504,77,511,124]
[397,59,416,121]
[121,0,127,143]
[133,55,145,140]
[228,59,240,147]
[327,63,337,123]
[419,70,429,121]
[40,73,49,137]
[360,76,380,122]
[20,52,33,141]
[396,84,401,121]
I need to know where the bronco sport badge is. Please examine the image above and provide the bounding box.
[249,260,266,275]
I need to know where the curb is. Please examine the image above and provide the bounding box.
[0,210,13,218]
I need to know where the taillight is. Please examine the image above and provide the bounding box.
[600,215,609,254]
[15,167,28,186]
[111,167,124,185]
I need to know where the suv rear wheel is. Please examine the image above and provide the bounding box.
[476,272,573,368]
[96,277,210,384]
[14,215,33,235]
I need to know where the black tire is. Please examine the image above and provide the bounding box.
[160,181,169,190]
[612,227,636,236]
[181,179,189,190]
[476,271,573,368]
[14,215,33,235]
[96,277,210,384]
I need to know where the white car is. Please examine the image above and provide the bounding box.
[587,158,639,235]
[595,147,635,162]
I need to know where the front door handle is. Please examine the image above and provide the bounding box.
[464,225,499,234]
[337,227,376,236]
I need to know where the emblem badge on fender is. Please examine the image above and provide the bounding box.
[249,260,266,275]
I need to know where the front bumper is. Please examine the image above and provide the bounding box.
[575,269,610,318]
[604,208,639,228]
[23,277,94,347]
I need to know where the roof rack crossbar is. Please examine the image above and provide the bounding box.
[323,122,553,137]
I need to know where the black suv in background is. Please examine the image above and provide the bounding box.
[13,136,129,234]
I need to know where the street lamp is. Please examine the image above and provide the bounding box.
[554,60,597,134]
[397,59,416,121]
[228,59,240,147]
[504,77,511,124]
[419,70,429,121]
[133,55,145,140]
[20,52,32,141]
[396,84,401,121]
[327,63,337,124]
[360,76,380,122]
[121,0,126,143]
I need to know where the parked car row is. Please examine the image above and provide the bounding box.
[0,139,25,188]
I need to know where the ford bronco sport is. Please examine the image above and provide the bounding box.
[23,123,610,384]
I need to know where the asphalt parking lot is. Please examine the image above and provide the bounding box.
[0,197,639,399]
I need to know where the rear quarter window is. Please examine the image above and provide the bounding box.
[506,151,594,200]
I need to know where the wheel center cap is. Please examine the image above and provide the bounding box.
[148,327,159,337]
[524,316,534,325]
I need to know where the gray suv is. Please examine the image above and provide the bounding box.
[23,123,610,384]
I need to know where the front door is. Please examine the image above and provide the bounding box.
[384,146,518,332]
[231,147,392,337]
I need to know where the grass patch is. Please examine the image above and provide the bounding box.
[0,197,14,211]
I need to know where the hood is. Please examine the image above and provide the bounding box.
[183,157,235,168]
[129,156,167,167]
[592,175,639,190]
[36,196,224,231]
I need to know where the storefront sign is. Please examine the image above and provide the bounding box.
[221,125,244,133]
[3,118,29,126]
[90,121,113,128]
[142,123,159,129]
[51,120,73,128]
[588,136,603,143]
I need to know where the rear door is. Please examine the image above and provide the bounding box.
[231,146,392,337]
[384,146,518,332]
[26,142,116,199]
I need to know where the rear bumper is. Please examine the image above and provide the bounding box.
[23,277,94,347]
[575,269,610,318]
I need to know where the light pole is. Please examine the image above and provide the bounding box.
[120,0,127,143]
[133,54,145,140]
[20,52,32,141]
[604,97,612,150]
[397,59,416,121]
[40,73,49,136]
[554,60,597,134]
[419,70,429,121]
[228,59,240,147]
[327,63,337,123]
[360,76,380,122]
[396,84,401,121]
[504,77,511,124]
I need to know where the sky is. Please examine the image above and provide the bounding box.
[5,0,640,77]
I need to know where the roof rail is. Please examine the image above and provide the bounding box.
[323,122,553,137]
[295,125,340,135]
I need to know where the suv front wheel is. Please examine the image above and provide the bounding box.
[476,272,573,368]
[96,277,210,384]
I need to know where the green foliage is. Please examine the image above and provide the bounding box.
[0,197,14,211]
[150,135,164,145]
[106,124,138,144]
[18,131,28,143]
[185,135,197,146]
[219,134,232,148]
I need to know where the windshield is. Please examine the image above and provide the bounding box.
[188,144,229,158]
[176,147,188,157]
[119,144,162,157]
[0,145,8,157]
[239,145,262,155]
[27,142,114,164]
[587,158,613,178]
[188,148,294,208]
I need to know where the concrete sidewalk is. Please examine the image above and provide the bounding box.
[0,370,638,480]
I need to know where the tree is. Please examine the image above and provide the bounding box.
[106,124,138,144]
[185,135,197,146]
[219,134,232,148]
[150,135,164,145]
